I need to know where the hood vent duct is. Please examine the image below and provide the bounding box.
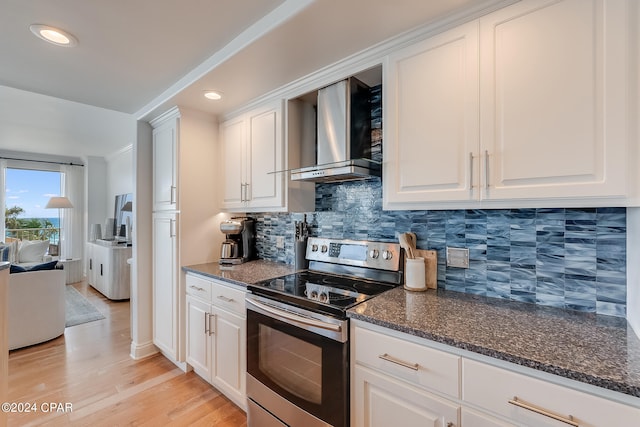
[290,77,380,183]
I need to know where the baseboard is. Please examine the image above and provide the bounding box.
[129,340,158,360]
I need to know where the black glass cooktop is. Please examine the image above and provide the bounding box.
[248,271,395,318]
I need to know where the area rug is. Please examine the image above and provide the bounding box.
[65,285,105,327]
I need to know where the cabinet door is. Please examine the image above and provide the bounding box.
[211,306,246,410]
[479,0,627,200]
[353,365,459,427]
[152,117,178,211]
[186,295,211,381]
[221,116,246,210]
[384,21,479,209]
[152,212,178,359]
[246,101,283,210]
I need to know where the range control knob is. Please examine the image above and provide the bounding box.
[311,244,319,252]
[369,249,379,259]
[321,245,328,253]
[382,250,393,260]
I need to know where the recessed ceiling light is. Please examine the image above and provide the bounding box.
[30,24,78,47]
[204,91,222,100]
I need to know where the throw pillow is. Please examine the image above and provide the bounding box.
[28,260,61,272]
[9,264,27,274]
[0,245,10,262]
[17,240,50,263]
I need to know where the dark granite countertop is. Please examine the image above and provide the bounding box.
[348,286,640,399]
[182,260,298,287]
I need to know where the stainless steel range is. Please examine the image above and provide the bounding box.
[246,237,402,427]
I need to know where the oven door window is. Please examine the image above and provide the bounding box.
[247,309,348,427]
[259,324,322,403]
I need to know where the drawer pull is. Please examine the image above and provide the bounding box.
[190,285,205,292]
[508,397,578,427]
[378,353,419,371]
[216,295,234,303]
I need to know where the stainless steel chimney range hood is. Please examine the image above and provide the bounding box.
[290,77,380,183]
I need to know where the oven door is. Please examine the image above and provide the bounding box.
[246,295,349,427]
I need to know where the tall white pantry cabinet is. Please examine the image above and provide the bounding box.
[149,107,219,366]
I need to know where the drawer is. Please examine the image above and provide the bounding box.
[354,326,460,398]
[463,359,640,427]
[185,273,212,301]
[210,279,246,316]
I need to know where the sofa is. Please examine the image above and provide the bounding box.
[8,268,66,350]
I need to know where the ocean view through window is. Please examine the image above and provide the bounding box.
[4,167,63,244]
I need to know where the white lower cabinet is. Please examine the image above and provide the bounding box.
[185,273,246,410]
[352,321,640,427]
[463,359,640,427]
[354,365,459,427]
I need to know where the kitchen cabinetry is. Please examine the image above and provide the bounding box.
[384,20,479,206]
[86,242,132,300]
[149,107,220,368]
[384,0,629,209]
[352,320,640,427]
[221,100,284,211]
[220,99,314,212]
[152,112,178,211]
[152,212,178,359]
[185,273,247,410]
[352,324,460,427]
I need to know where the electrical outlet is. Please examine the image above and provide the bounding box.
[446,247,469,268]
[276,236,285,249]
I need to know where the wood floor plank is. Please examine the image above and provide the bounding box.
[7,281,247,426]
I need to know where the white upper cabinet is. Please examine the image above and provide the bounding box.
[221,100,285,212]
[479,0,628,201]
[384,0,630,209]
[384,21,480,207]
[152,112,179,211]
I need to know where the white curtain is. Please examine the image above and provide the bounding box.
[61,164,84,259]
[0,159,6,241]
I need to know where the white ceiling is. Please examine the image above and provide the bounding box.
[0,0,497,157]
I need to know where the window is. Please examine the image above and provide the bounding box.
[4,167,63,244]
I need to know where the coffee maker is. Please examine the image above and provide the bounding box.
[219,217,256,264]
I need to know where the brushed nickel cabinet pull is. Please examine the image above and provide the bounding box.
[240,183,244,202]
[169,219,176,237]
[204,312,210,334]
[484,150,490,189]
[469,152,474,191]
[508,397,578,427]
[378,353,419,371]
[170,185,176,204]
[208,313,215,336]
[190,285,205,292]
[216,295,234,303]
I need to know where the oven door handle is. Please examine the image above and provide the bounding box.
[246,298,342,332]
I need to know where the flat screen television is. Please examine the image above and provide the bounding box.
[114,193,133,240]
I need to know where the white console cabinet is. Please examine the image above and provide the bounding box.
[87,241,132,300]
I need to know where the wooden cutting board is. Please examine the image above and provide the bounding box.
[406,249,437,289]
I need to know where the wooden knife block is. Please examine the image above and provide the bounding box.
[405,249,437,289]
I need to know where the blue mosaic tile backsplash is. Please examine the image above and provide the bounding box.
[253,178,627,317]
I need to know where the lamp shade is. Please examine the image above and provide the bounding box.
[45,196,74,209]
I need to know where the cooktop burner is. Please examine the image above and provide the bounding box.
[249,271,395,317]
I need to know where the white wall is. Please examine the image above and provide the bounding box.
[85,157,108,238]
[107,145,134,203]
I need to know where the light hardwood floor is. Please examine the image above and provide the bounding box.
[7,280,247,427]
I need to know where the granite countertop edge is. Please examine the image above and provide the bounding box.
[348,311,640,398]
[182,260,299,287]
